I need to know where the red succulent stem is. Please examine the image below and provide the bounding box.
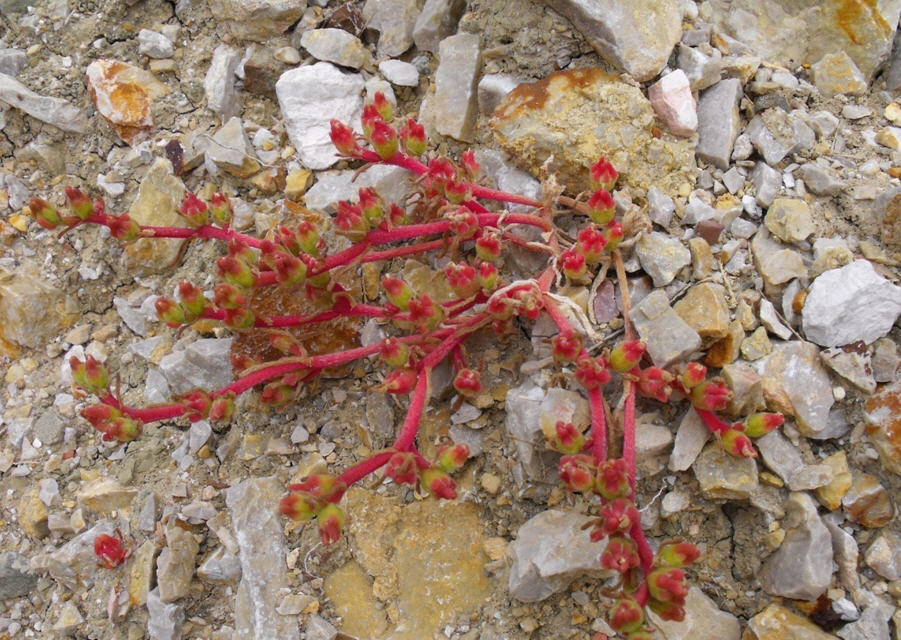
[336,450,394,487]
[100,393,187,422]
[694,407,731,435]
[88,214,265,249]
[201,304,387,328]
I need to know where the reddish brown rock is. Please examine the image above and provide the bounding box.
[865,380,901,476]
[842,473,894,528]
[85,58,169,144]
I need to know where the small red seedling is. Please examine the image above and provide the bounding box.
[94,529,130,569]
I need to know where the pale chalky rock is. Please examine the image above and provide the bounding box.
[692,442,759,500]
[0,261,76,353]
[412,0,466,53]
[0,49,27,76]
[541,0,682,82]
[363,0,423,57]
[146,587,184,640]
[204,45,241,121]
[207,0,307,41]
[706,0,901,81]
[138,29,174,59]
[124,159,188,271]
[207,117,260,178]
[159,338,234,395]
[672,282,730,341]
[765,198,814,244]
[836,599,895,640]
[676,43,723,91]
[803,260,901,347]
[751,162,782,208]
[648,69,697,137]
[378,59,419,87]
[508,510,610,602]
[756,341,834,438]
[77,477,137,513]
[751,226,806,287]
[865,530,901,580]
[810,51,868,97]
[746,110,814,166]
[42,521,116,590]
[630,290,701,367]
[537,387,590,440]
[695,78,742,170]
[0,72,86,132]
[635,232,691,287]
[744,604,839,640]
[226,477,301,640]
[420,32,481,141]
[53,602,84,635]
[276,62,364,169]
[797,162,843,196]
[759,493,833,600]
[648,586,741,640]
[85,58,169,144]
[156,526,198,603]
[305,165,415,211]
[300,29,374,70]
[491,67,696,196]
[505,381,560,482]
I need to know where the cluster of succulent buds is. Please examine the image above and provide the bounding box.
[384,442,470,500]
[279,474,349,545]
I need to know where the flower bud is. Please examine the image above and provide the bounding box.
[289,474,346,502]
[279,490,318,522]
[335,200,369,241]
[380,368,418,394]
[636,366,673,403]
[181,389,212,422]
[587,189,615,225]
[690,379,731,412]
[444,178,472,203]
[559,249,587,280]
[217,255,257,289]
[680,362,708,390]
[552,333,583,364]
[177,281,207,319]
[209,192,232,226]
[223,307,256,329]
[371,91,393,121]
[477,261,499,293]
[609,340,646,373]
[29,197,63,229]
[388,203,410,226]
[609,597,644,634]
[548,421,586,455]
[70,355,110,394]
[370,121,398,160]
[81,403,121,428]
[654,541,701,568]
[486,295,515,321]
[213,283,246,309]
[65,186,94,220]
[179,192,209,227]
[358,187,384,226]
[648,599,686,623]
[597,497,640,537]
[408,295,444,330]
[382,276,413,310]
[296,220,323,256]
[558,454,596,493]
[590,157,618,190]
[601,536,640,573]
[596,458,631,500]
[475,228,502,262]
[436,443,470,473]
[101,415,143,443]
[385,451,419,485]
[446,207,478,240]
[317,504,346,545]
[576,225,607,263]
[444,262,478,298]
[209,392,236,422]
[330,119,359,156]
[743,412,784,438]
[379,337,410,369]
[420,467,457,500]
[604,220,624,249]
[513,288,543,320]
[453,368,482,396]
[648,567,688,604]
[721,428,757,458]
[399,118,427,155]
[460,149,480,179]
[575,356,611,391]
[261,381,294,406]
[108,214,141,242]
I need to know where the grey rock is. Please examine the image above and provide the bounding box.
[0,48,27,76]
[837,598,895,640]
[505,381,563,482]
[757,431,832,491]
[204,45,241,122]
[811,237,854,277]
[33,411,64,445]
[276,62,365,170]
[43,521,116,590]
[803,261,901,347]
[0,72,86,132]
[207,117,256,173]
[363,0,423,57]
[629,290,702,367]
[682,191,718,225]
[695,78,743,170]
[731,132,753,161]
[378,59,419,87]
[156,526,198,603]
[821,348,876,394]
[825,518,861,594]
[647,186,675,227]
[751,226,805,287]
[138,29,174,59]
[692,442,759,500]
[756,341,834,438]
[676,43,722,90]
[508,510,610,602]
[797,162,843,196]
[887,29,901,91]
[865,530,901,581]
[759,493,833,600]
[305,614,338,640]
[412,0,466,53]
[723,167,744,194]
[842,104,872,120]
[872,338,899,383]
[207,0,307,41]
[747,110,813,166]
[159,338,234,395]
[541,0,681,82]
[648,586,741,640]
[420,32,481,141]
[0,552,36,599]
[305,165,415,210]
[474,149,542,207]
[147,587,184,640]
[300,28,373,70]
[758,298,793,340]
[226,477,300,640]
[114,295,153,336]
[635,231,691,286]
[705,0,901,81]
[477,73,522,117]
[197,546,242,584]
[731,217,758,239]
[807,110,840,138]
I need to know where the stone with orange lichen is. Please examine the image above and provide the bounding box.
[842,472,894,528]
[864,379,901,476]
[489,67,695,197]
[85,58,169,144]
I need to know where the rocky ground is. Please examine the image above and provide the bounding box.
[1,0,901,639]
